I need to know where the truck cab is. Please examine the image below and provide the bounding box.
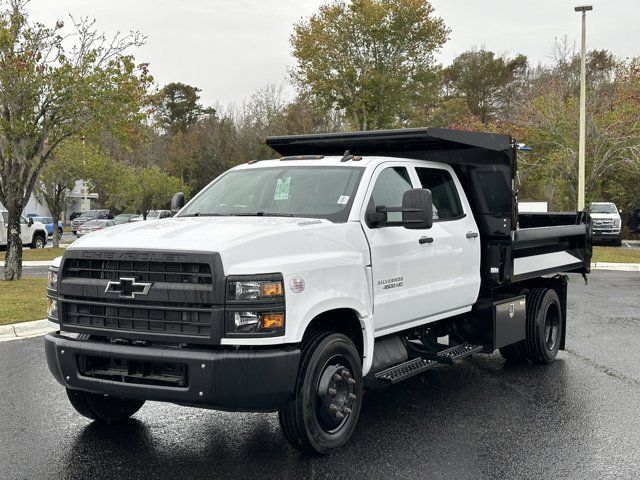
[589,202,622,246]
[1,210,48,249]
[44,128,591,454]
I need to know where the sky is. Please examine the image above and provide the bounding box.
[26,0,640,107]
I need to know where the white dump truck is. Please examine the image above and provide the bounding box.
[44,128,592,454]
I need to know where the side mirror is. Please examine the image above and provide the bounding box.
[28,218,34,227]
[171,192,185,213]
[402,189,433,230]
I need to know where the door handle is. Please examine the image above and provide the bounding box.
[466,231,479,238]
[419,236,434,244]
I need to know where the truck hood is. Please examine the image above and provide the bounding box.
[67,216,370,276]
[590,212,620,221]
[69,216,331,253]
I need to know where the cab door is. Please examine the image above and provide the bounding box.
[362,164,441,335]
[19,216,33,244]
[413,165,481,312]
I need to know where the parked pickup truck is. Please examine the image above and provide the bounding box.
[44,128,592,454]
[589,201,622,246]
[1,210,48,249]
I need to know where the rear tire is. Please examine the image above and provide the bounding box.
[500,288,563,364]
[524,288,562,363]
[31,233,47,248]
[31,233,46,249]
[66,389,145,423]
[278,332,364,454]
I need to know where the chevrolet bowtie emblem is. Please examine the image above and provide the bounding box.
[105,277,152,299]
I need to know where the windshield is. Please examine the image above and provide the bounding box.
[590,203,617,214]
[179,166,364,222]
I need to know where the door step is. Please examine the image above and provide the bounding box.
[435,343,483,364]
[374,357,438,384]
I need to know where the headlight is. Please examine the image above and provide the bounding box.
[226,274,285,336]
[233,311,285,333]
[47,267,58,291]
[614,218,621,227]
[228,278,284,301]
[47,298,58,320]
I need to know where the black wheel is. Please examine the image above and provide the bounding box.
[31,233,46,249]
[57,228,63,240]
[614,238,622,247]
[523,288,562,363]
[66,389,145,423]
[500,288,562,364]
[278,332,364,454]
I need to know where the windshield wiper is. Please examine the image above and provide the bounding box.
[254,212,294,217]
[179,212,295,218]
[179,213,225,217]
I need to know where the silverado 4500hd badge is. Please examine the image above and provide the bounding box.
[378,276,404,290]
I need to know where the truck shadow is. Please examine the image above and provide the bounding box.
[63,354,587,480]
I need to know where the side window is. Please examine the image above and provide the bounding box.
[20,216,28,225]
[369,167,412,223]
[415,168,464,221]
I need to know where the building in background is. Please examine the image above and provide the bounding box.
[1,180,98,224]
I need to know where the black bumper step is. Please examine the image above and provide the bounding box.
[374,357,438,384]
[435,343,483,364]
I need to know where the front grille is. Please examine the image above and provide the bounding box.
[63,258,212,284]
[62,297,213,337]
[58,250,223,343]
[593,219,614,227]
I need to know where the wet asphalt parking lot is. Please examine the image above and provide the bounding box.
[1,270,639,480]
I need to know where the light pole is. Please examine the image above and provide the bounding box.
[575,5,592,211]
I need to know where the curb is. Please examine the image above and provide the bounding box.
[0,260,53,267]
[591,262,640,272]
[0,319,57,342]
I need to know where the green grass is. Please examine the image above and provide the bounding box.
[0,278,48,325]
[592,246,640,264]
[21,247,66,262]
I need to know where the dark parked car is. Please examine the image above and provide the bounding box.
[71,210,111,235]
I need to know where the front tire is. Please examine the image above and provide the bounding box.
[278,332,364,454]
[66,389,145,423]
[31,233,46,249]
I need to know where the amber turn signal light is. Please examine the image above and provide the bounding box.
[260,282,283,297]
[261,312,285,330]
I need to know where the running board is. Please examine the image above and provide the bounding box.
[435,343,483,364]
[373,357,438,384]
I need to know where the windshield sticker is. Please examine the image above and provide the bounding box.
[337,195,349,205]
[274,177,291,200]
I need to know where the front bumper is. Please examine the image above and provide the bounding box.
[45,333,300,412]
[592,229,621,240]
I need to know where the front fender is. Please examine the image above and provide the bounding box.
[292,297,375,376]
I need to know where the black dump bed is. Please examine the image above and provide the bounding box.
[267,128,592,291]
